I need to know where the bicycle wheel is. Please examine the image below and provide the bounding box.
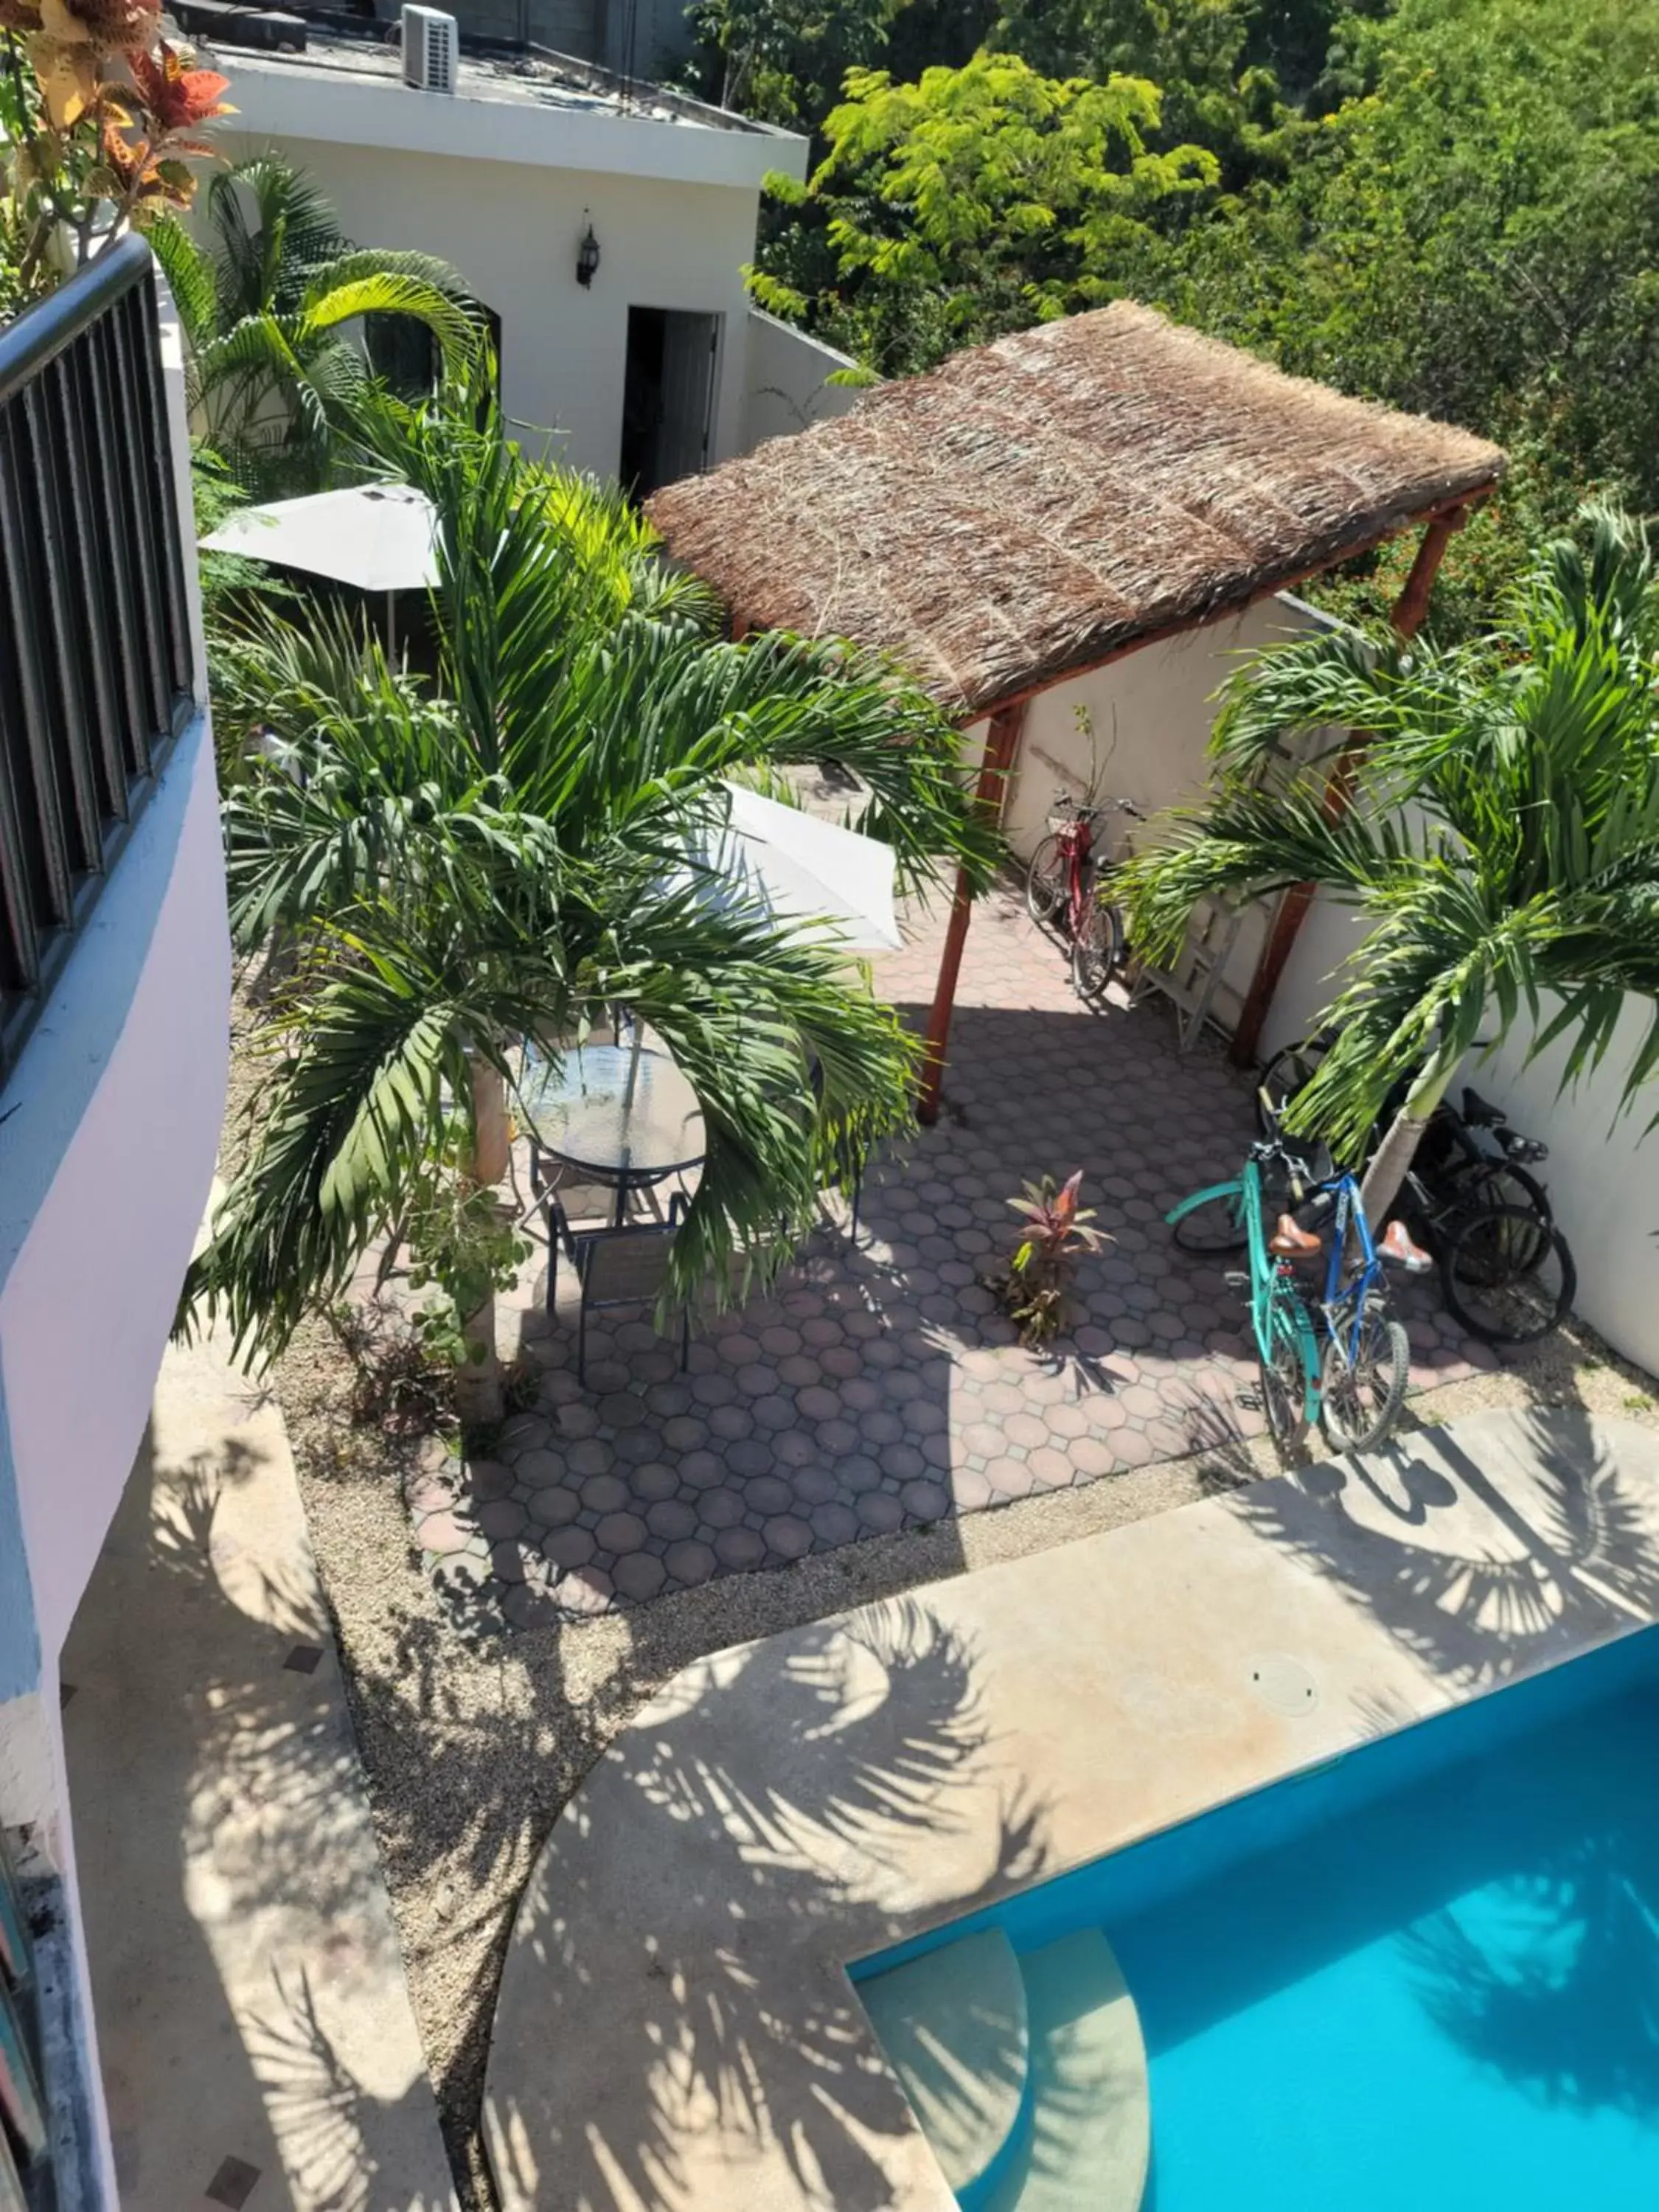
[1259,1297,1315,1452]
[1319,1306,1410,1453]
[1444,1158,1554,1235]
[1256,1036,1329,1136]
[1439,1203,1576,1346]
[1169,1185,1248,1255]
[1071,888,1124,1004]
[1025,833,1068,928]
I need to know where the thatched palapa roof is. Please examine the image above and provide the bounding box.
[647,303,1505,717]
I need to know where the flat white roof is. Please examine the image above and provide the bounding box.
[215,32,810,188]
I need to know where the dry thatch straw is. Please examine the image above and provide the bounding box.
[648,303,1506,716]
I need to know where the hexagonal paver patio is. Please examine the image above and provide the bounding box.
[408,883,1497,1627]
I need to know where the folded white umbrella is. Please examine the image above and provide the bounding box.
[201,482,439,648]
[692,781,902,953]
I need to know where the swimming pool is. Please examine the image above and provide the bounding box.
[855,1627,1659,2211]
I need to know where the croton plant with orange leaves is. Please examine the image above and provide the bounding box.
[1,0,232,302]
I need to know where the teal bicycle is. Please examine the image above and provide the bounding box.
[1166,1140,1321,1451]
[1168,1116,1412,1455]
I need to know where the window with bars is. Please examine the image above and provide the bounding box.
[0,235,197,1088]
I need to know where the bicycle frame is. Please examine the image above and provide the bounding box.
[1165,1160,1319,1424]
[1312,1172,1387,1371]
[1054,810,1096,936]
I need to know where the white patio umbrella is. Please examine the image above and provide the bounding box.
[621,782,901,1110]
[693,781,902,954]
[200,482,439,652]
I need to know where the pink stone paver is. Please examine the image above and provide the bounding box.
[408,884,1495,1628]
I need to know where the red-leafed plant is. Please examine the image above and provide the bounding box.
[1,0,233,305]
[989,1169,1108,1346]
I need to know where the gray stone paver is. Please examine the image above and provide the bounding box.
[409,884,1495,1627]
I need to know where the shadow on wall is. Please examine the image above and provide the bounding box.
[484,1599,1051,2212]
[64,1415,451,2212]
[1233,1410,1659,1693]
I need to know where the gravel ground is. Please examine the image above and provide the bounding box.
[221,988,1659,2208]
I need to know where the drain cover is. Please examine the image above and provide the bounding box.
[1249,1655,1320,1717]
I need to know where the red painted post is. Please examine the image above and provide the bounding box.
[917,702,1029,1125]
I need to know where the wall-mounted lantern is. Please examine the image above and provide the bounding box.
[576,215,600,289]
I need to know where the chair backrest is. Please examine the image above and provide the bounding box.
[578,1200,684,1310]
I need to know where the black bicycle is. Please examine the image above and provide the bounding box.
[1256,1035,1575,1345]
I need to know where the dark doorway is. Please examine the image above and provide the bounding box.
[620,307,720,498]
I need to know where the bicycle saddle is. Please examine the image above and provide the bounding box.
[1461,1087,1506,1128]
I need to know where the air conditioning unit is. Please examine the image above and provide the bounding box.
[402,4,458,93]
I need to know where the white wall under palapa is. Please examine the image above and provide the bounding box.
[961,590,1659,1377]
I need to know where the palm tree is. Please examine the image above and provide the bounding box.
[184,372,998,1420]
[149,154,477,493]
[1121,504,1659,1228]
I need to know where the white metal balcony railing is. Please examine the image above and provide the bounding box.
[0,236,196,1086]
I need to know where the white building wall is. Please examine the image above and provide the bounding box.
[976,594,1331,1033]
[0,268,230,2209]
[218,129,768,481]
[1271,886,1659,1375]
[743,309,868,450]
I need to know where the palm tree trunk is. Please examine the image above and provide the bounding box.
[455,1052,509,1427]
[1358,1064,1457,1230]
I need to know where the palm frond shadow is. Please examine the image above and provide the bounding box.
[242,1966,456,2212]
[486,1599,1052,2212]
[1400,1815,1659,2127]
[1234,1409,1659,1689]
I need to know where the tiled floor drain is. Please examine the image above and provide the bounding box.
[205,2155,262,2208]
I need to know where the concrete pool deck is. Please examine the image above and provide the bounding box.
[483,1408,1659,2212]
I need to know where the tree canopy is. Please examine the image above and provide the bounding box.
[754,52,1216,373]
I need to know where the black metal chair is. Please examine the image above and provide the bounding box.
[544,1190,691,1387]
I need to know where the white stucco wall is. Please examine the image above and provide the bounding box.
[997,596,1331,863]
[0,263,230,2208]
[967,594,1330,1033]
[1272,886,1659,1375]
[218,128,769,480]
[0,728,229,1667]
[743,309,868,450]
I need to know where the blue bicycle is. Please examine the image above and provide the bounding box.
[1169,1107,1411,1455]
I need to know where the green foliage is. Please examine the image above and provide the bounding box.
[754,52,1217,371]
[184,372,1000,1363]
[1120,504,1659,1167]
[148,154,478,495]
[683,0,904,129]
[986,0,1301,181]
[988,1169,1107,1344]
[403,1121,534,1368]
[1146,0,1659,633]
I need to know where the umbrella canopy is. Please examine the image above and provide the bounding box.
[200,482,439,593]
[692,782,902,953]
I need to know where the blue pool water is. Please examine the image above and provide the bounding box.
[857,1629,1659,2211]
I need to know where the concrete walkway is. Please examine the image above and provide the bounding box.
[61,1328,456,2212]
[482,1408,1659,2212]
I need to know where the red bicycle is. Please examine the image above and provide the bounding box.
[1025,790,1143,1004]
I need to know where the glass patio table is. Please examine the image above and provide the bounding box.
[518,1042,706,1226]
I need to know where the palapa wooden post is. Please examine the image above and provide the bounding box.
[1228,504,1470,1068]
[917,701,1029,1125]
